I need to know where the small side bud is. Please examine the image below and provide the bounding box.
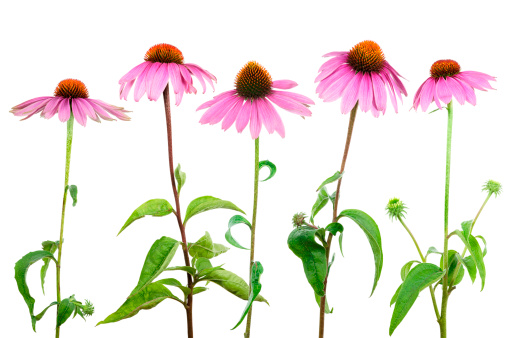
[292,212,307,227]
[83,300,95,317]
[386,198,407,221]
[482,180,502,197]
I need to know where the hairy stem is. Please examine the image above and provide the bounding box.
[55,115,74,338]
[319,102,358,338]
[244,137,260,338]
[162,85,193,338]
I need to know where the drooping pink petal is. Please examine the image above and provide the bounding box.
[384,62,408,97]
[221,98,244,131]
[11,96,52,110]
[119,62,149,84]
[257,98,275,134]
[178,64,193,87]
[236,99,252,133]
[431,80,442,110]
[371,73,387,113]
[120,79,135,100]
[58,98,71,122]
[199,93,238,124]
[249,99,261,139]
[149,62,169,101]
[70,99,87,126]
[94,100,130,121]
[185,64,208,93]
[145,62,163,101]
[271,90,315,105]
[320,68,356,102]
[186,63,216,92]
[322,51,348,58]
[272,80,298,89]
[341,72,362,113]
[318,54,349,74]
[12,98,51,116]
[436,77,452,104]
[196,90,236,110]
[456,72,495,91]
[264,99,285,138]
[77,98,101,122]
[42,97,63,119]
[358,72,373,112]
[446,76,466,105]
[168,63,183,95]
[134,62,153,102]
[419,78,436,112]
[457,80,477,105]
[379,69,398,113]
[315,63,350,83]
[87,100,114,121]
[267,92,312,117]
[175,91,184,106]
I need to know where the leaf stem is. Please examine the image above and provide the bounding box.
[439,101,453,338]
[56,115,74,338]
[244,136,260,338]
[162,85,193,338]
[319,102,358,338]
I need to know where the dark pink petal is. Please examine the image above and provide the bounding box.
[436,78,452,104]
[431,80,442,110]
[249,99,261,139]
[446,76,466,105]
[70,99,88,126]
[42,97,64,119]
[236,99,252,133]
[134,62,153,102]
[221,98,244,131]
[419,78,436,112]
[12,96,52,110]
[371,73,387,113]
[119,62,149,84]
[267,92,312,116]
[341,72,362,113]
[264,99,285,138]
[58,98,71,122]
[272,80,297,89]
[149,62,170,101]
[380,70,398,113]
[120,79,135,100]
[412,81,425,109]
[76,98,100,122]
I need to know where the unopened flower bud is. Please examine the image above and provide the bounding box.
[386,198,407,220]
[83,300,94,316]
[292,212,307,227]
[482,180,502,197]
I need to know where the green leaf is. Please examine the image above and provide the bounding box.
[97,283,181,326]
[184,196,245,225]
[454,231,486,290]
[325,222,343,236]
[231,261,265,330]
[154,278,189,298]
[328,253,336,273]
[476,235,487,257]
[440,250,465,286]
[198,265,225,279]
[40,240,59,294]
[193,287,208,295]
[195,258,212,272]
[175,164,186,194]
[390,284,402,307]
[316,170,343,192]
[129,236,180,297]
[14,250,56,331]
[165,266,197,275]
[315,293,333,314]
[287,226,327,296]
[338,232,344,257]
[259,160,276,182]
[425,246,442,260]
[310,187,331,224]
[338,209,383,296]
[389,263,445,336]
[188,231,230,259]
[32,301,58,329]
[225,215,251,250]
[68,185,78,207]
[400,260,420,281]
[454,254,477,284]
[461,220,472,241]
[118,199,173,236]
[202,268,268,303]
[57,297,75,327]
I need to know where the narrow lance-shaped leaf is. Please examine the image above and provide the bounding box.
[389,263,445,335]
[188,231,230,259]
[390,284,402,307]
[32,301,58,329]
[316,170,343,192]
[310,187,331,224]
[231,261,264,330]
[155,278,190,298]
[175,164,186,194]
[440,250,464,286]
[97,283,181,326]
[338,232,344,257]
[425,246,442,260]
[57,297,75,327]
[165,266,197,275]
[454,253,477,284]
[202,268,268,303]
[14,250,56,331]
[338,209,383,296]
[453,230,486,290]
[476,235,487,257]
[225,215,251,250]
[400,260,420,281]
[259,160,276,182]
[315,253,335,313]
[129,236,180,297]
[118,199,173,236]
[461,220,472,241]
[287,226,327,296]
[184,196,244,225]
[40,240,59,294]
[69,185,78,207]
[325,222,344,236]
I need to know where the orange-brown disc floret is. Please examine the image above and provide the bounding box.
[54,79,89,98]
[235,61,273,99]
[430,60,461,78]
[144,43,184,64]
[347,40,385,73]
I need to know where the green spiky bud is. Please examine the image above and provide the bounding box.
[386,198,408,220]
[292,212,307,227]
[482,180,502,197]
[82,300,94,316]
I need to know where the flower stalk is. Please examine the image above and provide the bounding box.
[162,85,194,338]
[56,115,74,338]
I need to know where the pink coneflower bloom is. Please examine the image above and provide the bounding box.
[119,43,216,105]
[10,79,130,127]
[197,61,314,139]
[413,59,495,111]
[315,40,407,117]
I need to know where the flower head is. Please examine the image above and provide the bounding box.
[482,179,502,197]
[10,79,130,127]
[413,59,495,111]
[197,61,314,139]
[119,43,216,105]
[386,197,408,220]
[292,212,307,227]
[82,299,95,316]
[315,40,407,117]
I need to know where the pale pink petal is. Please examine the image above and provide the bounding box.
[70,99,87,126]
[119,62,149,84]
[236,100,252,133]
[93,100,130,121]
[457,80,477,105]
[12,98,51,116]
[42,97,64,119]
[178,64,193,86]
[320,68,356,102]
[419,78,436,112]
[322,51,348,58]
[120,79,135,100]
[168,63,183,95]
[358,72,373,112]
[199,94,238,124]
[221,98,244,130]
[145,62,163,100]
[134,62,153,102]
[318,55,349,73]
[264,99,285,138]
[436,78,452,104]
[257,98,274,134]
[412,81,424,109]
[431,80,442,110]
[87,100,114,121]
[317,65,353,98]
[456,72,495,91]
[267,92,312,116]
[379,70,398,113]
[341,72,362,113]
[249,99,261,139]
[197,90,236,110]
[75,98,100,122]
[175,91,184,106]
[186,63,216,91]
[371,73,387,113]
[316,63,349,83]
[58,98,71,122]
[185,64,207,93]
[272,80,298,89]
[149,62,169,101]
[12,96,52,110]
[271,90,315,105]
[446,76,466,105]
[384,62,408,96]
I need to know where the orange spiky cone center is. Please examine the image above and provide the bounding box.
[144,43,184,64]
[430,60,461,78]
[347,40,385,73]
[235,61,273,99]
[54,79,89,98]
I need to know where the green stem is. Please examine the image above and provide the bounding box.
[439,101,453,338]
[55,115,74,338]
[244,137,260,338]
[319,102,358,338]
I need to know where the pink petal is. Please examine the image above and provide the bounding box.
[446,76,466,105]
[371,73,387,113]
[272,80,298,89]
[271,90,315,105]
[87,100,114,121]
[168,63,183,94]
[322,51,348,58]
[249,99,261,139]
[145,62,163,101]
[70,99,87,126]
[12,98,51,116]
[380,70,398,113]
[119,62,149,84]
[436,78,452,104]
[257,98,274,134]
[340,72,362,113]
[264,99,285,138]
[235,99,252,133]
[42,97,64,119]
[58,98,71,122]
[221,98,244,130]
[120,79,135,100]
[419,78,436,112]
[12,96,52,110]
[149,62,169,101]
[458,80,477,106]
[175,91,184,106]
[358,72,373,112]
[185,64,207,93]
[186,63,216,91]
[267,92,312,116]
[134,62,153,102]
[319,68,356,102]
[199,94,238,124]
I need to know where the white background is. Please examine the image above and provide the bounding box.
[1,0,506,337]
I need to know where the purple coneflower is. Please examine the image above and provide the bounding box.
[11,79,129,126]
[197,61,314,139]
[413,59,495,111]
[119,43,216,104]
[315,40,407,116]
